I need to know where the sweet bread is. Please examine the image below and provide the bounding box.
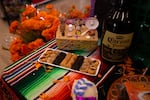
[87,67,96,74]
[79,58,91,72]
[60,53,72,67]
[87,60,99,74]
[71,56,84,70]
[52,52,66,65]
[66,54,77,68]
[39,50,60,63]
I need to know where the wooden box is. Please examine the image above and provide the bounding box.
[56,24,98,51]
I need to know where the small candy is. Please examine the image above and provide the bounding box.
[71,56,84,70]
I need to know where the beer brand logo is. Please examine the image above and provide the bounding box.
[108,37,130,45]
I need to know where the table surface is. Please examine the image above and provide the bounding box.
[1,39,149,100]
[0,39,115,99]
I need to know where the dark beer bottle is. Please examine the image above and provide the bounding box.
[101,0,134,63]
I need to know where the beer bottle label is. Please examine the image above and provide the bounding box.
[101,30,134,62]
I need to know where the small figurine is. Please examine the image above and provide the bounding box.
[75,19,83,35]
[75,25,81,35]
[59,15,66,36]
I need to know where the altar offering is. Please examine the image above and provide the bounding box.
[56,17,99,51]
[38,48,101,76]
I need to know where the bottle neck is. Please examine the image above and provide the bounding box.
[116,0,130,11]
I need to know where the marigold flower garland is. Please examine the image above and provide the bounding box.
[9,4,91,62]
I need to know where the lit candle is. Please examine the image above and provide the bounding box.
[68,24,73,31]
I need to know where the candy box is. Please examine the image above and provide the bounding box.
[56,24,99,51]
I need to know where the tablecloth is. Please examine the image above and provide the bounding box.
[0,39,115,100]
[1,39,150,100]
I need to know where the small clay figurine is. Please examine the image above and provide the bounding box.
[59,15,66,36]
[75,19,83,35]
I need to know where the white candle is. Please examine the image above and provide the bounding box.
[68,24,73,31]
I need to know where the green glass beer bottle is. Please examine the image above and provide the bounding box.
[101,0,134,63]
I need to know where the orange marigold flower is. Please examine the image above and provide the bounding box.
[45,4,59,17]
[37,11,47,18]
[22,5,37,18]
[49,9,59,17]
[10,38,45,62]
[21,18,44,30]
[9,20,19,33]
[28,39,45,50]
[67,4,91,19]
[85,5,91,11]
[42,18,59,41]
[41,29,53,40]
[71,4,76,9]
[83,5,91,18]
[11,53,21,62]
[70,9,82,18]
[46,4,54,9]
[45,15,55,22]
[9,37,25,61]
[20,44,30,55]
[9,38,23,53]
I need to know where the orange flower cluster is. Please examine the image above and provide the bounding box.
[10,37,45,62]
[21,5,37,21]
[66,4,91,19]
[9,4,59,62]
